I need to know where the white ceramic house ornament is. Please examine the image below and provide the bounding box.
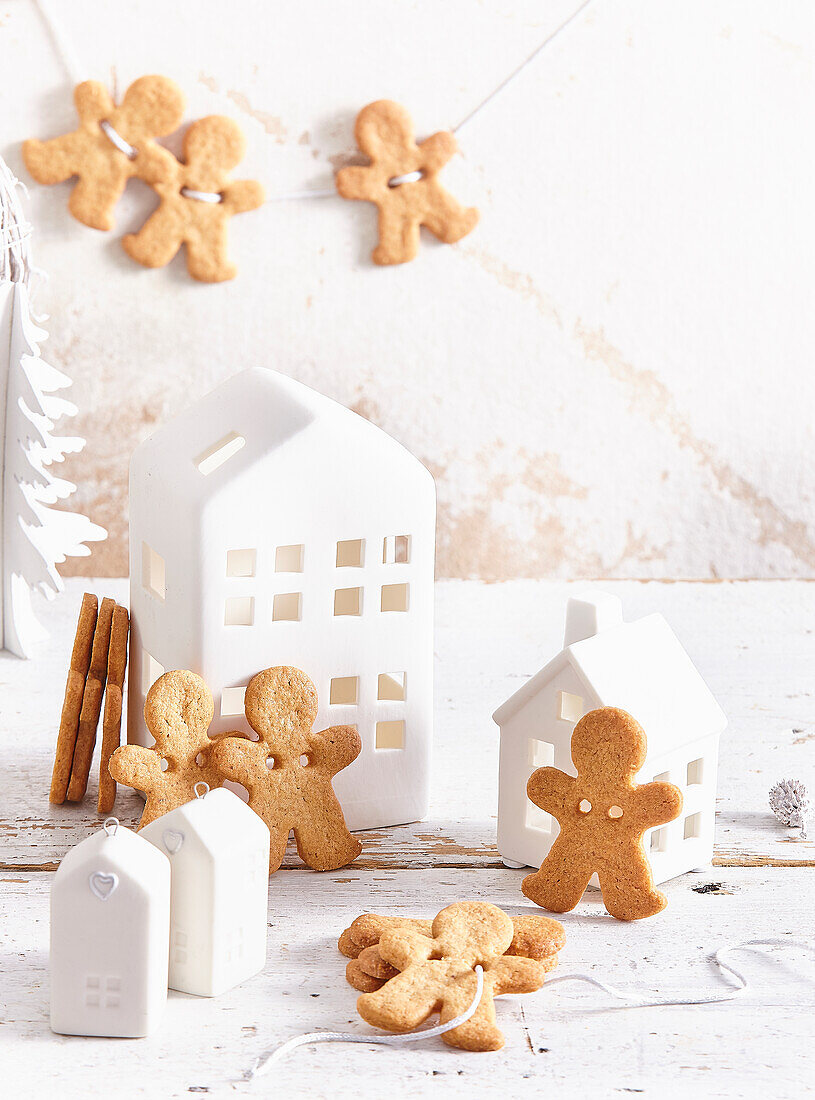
[128,367,435,831]
[50,818,170,1037]
[141,784,270,997]
[493,591,727,885]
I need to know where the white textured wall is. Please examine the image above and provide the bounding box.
[2,0,813,579]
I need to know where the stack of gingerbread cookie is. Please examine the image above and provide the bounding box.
[50,593,130,814]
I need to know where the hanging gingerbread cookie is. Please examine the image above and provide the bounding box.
[23,76,185,231]
[123,115,264,283]
[336,100,479,265]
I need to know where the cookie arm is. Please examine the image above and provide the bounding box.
[210,736,263,794]
[132,143,178,188]
[419,131,457,172]
[377,928,435,971]
[488,955,548,996]
[336,166,372,201]
[634,780,683,828]
[310,725,362,774]
[107,744,162,794]
[222,179,265,214]
[527,766,574,816]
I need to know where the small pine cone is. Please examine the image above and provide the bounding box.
[769,778,810,838]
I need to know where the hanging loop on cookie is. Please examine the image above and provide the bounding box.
[181,187,223,204]
[194,781,210,799]
[99,120,137,160]
[388,170,423,188]
[103,816,120,836]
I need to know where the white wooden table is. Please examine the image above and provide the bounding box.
[2,578,814,1098]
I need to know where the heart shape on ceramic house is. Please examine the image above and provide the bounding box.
[89,871,119,901]
[163,829,185,854]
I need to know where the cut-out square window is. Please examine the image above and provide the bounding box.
[142,542,165,601]
[224,596,254,626]
[654,770,671,784]
[650,827,669,852]
[558,691,583,722]
[378,672,406,701]
[684,812,702,840]
[527,738,554,769]
[336,539,364,568]
[195,431,246,475]
[226,548,256,577]
[334,587,362,616]
[686,758,704,786]
[142,649,164,695]
[330,676,358,705]
[383,535,410,564]
[381,583,409,612]
[525,800,552,834]
[376,720,405,749]
[275,544,304,572]
[221,686,247,717]
[273,592,302,621]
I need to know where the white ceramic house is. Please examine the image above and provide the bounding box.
[128,368,435,831]
[141,787,270,997]
[50,820,170,1037]
[493,592,727,885]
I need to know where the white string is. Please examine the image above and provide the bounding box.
[180,187,222,204]
[247,964,485,1080]
[99,120,136,160]
[34,0,86,85]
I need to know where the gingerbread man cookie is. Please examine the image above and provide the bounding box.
[356,901,550,1051]
[123,115,264,282]
[108,669,223,828]
[336,100,479,265]
[23,76,184,231]
[522,707,683,921]
[211,666,362,873]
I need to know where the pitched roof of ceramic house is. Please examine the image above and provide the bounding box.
[493,611,727,748]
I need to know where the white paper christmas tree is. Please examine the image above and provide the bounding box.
[0,157,105,657]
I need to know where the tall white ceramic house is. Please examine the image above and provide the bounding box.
[128,368,435,831]
[493,592,727,885]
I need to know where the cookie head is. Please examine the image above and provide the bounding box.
[244,666,318,749]
[117,75,185,140]
[571,707,647,780]
[184,116,246,190]
[355,100,414,160]
[431,901,514,966]
[144,669,214,753]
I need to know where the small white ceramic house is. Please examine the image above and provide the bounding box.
[493,592,727,885]
[50,820,170,1037]
[141,787,270,997]
[128,367,435,832]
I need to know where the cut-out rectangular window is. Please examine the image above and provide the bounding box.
[330,676,359,705]
[381,583,409,612]
[378,672,406,701]
[224,596,254,626]
[336,539,364,568]
[275,544,304,572]
[142,542,165,601]
[273,592,301,621]
[334,587,362,616]
[527,738,555,769]
[654,770,671,784]
[686,758,704,786]
[558,690,583,722]
[684,812,702,840]
[221,686,247,717]
[650,827,669,852]
[142,649,164,695]
[525,800,552,834]
[383,535,410,564]
[195,431,246,475]
[226,548,256,578]
[376,720,405,749]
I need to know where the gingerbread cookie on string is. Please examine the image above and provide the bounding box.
[123,115,264,282]
[23,76,184,231]
[336,100,479,265]
[522,707,683,921]
[108,669,224,829]
[211,666,362,873]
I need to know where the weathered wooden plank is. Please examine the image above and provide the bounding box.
[2,579,814,869]
[3,865,813,1098]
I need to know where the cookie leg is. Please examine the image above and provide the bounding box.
[357,967,447,1032]
[439,972,504,1052]
[372,209,420,266]
[185,224,236,283]
[422,188,479,244]
[267,824,290,875]
[598,856,667,921]
[292,796,362,871]
[123,209,182,270]
[68,170,126,231]
[522,839,592,913]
